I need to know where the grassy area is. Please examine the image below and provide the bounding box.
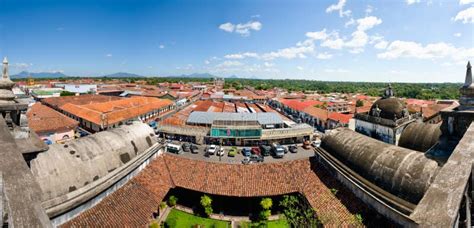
[165,209,230,228]
[240,219,290,228]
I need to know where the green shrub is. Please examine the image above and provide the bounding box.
[160,201,167,210]
[259,210,271,221]
[165,217,177,228]
[168,195,178,207]
[149,220,160,228]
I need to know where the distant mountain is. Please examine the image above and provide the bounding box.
[11,71,68,79]
[101,72,144,78]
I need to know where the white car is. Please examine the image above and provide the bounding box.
[217,147,225,156]
[207,145,218,155]
[311,140,321,148]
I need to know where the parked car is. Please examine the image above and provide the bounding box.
[302,141,311,150]
[271,143,285,158]
[250,154,264,163]
[242,147,252,157]
[251,147,261,156]
[190,144,199,154]
[260,145,272,156]
[182,142,191,152]
[282,145,288,154]
[312,140,321,148]
[242,157,252,165]
[207,145,218,155]
[288,144,298,153]
[166,143,182,154]
[228,146,237,157]
[217,147,225,156]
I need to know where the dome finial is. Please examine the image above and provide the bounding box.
[463,61,472,88]
[383,83,394,98]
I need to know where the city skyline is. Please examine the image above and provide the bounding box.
[0,0,473,82]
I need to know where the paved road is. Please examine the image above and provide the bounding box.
[163,141,315,164]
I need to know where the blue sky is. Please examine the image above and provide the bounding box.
[0,0,473,82]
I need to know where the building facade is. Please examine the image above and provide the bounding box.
[354,85,421,145]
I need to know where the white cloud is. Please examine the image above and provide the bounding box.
[11,63,33,69]
[264,62,274,67]
[365,5,374,14]
[317,52,333,59]
[106,54,112,57]
[454,33,462,37]
[260,40,315,60]
[219,23,235,32]
[460,0,474,5]
[315,16,382,53]
[216,61,243,68]
[159,44,165,49]
[297,66,304,71]
[326,0,352,17]
[454,7,474,24]
[306,29,328,40]
[204,60,210,65]
[219,21,262,36]
[345,18,355,27]
[377,40,474,64]
[406,0,421,5]
[345,30,369,49]
[356,16,382,31]
[224,52,259,59]
[374,40,389,49]
[251,14,261,18]
[321,37,345,50]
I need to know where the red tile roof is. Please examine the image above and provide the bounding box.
[27,103,78,134]
[279,99,323,111]
[60,96,174,126]
[328,112,353,124]
[41,94,123,109]
[62,154,370,227]
[302,106,329,121]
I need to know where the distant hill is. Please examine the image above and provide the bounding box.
[11,71,69,79]
[101,72,144,78]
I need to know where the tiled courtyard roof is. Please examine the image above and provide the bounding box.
[61,156,173,227]
[62,154,369,227]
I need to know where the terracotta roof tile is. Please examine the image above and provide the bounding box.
[26,103,78,134]
[62,154,372,227]
[60,96,174,126]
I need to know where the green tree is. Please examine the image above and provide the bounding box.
[168,195,178,207]
[355,99,364,107]
[259,198,273,221]
[165,217,177,228]
[159,201,167,210]
[279,195,319,227]
[200,194,213,217]
[60,91,75,96]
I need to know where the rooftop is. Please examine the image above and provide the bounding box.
[26,103,78,134]
[61,154,370,227]
[41,94,123,109]
[60,96,173,126]
[186,111,284,126]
